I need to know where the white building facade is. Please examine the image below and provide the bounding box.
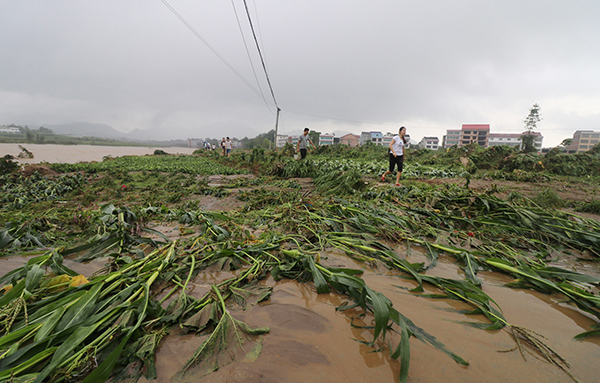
[418,137,439,150]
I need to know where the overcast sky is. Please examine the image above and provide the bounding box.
[1,1,599,146]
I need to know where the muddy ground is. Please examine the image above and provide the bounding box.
[4,165,600,382]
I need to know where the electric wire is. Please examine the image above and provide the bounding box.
[242,0,279,109]
[230,0,273,112]
[159,0,274,107]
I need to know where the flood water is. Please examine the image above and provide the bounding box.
[141,251,600,383]
[0,143,197,164]
[1,143,600,382]
[4,250,598,382]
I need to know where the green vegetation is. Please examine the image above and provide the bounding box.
[51,154,249,176]
[1,144,600,382]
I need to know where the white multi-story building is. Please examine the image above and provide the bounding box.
[0,127,20,134]
[442,130,461,148]
[488,133,522,148]
[418,137,439,150]
[488,132,543,151]
[360,131,385,146]
[276,134,289,148]
[319,133,335,146]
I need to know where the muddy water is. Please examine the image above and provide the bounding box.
[140,251,600,383]
[0,254,110,279]
[0,143,197,164]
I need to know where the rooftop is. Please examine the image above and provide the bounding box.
[462,124,490,130]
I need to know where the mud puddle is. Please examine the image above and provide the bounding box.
[0,253,109,279]
[140,249,600,383]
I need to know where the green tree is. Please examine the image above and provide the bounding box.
[521,103,541,153]
[560,138,572,147]
[308,131,320,146]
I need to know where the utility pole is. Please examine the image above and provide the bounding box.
[272,107,281,150]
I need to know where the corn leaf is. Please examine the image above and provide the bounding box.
[172,286,269,383]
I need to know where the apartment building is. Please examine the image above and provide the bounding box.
[442,130,461,148]
[418,137,439,150]
[339,133,360,147]
[442,125,489,148]
[359,131,385,145]
[382,133,394,147]
[488,132,543,151]
[487,133,522,148]
[460,124,490,147]
[275,134,290,148]
[319,133,335,146]
[564,130,600,153]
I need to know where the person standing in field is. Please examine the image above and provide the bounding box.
[381,126,408,186]
[220,138,226,156]
[225,137,233,157]
[297,127,316,159]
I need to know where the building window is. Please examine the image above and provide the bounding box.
[580,145,588,149]
[591,139,599,144]
[582,134,590,138]
[591,134,600,138]
[581,139,589,143]
[463,131,471,134]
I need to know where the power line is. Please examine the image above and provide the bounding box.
[159,0,274,107]
[241,0,279,109]
[229,0,273,113]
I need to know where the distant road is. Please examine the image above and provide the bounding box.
[0,143,198,164]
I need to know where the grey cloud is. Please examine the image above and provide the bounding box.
[1,0,599,145]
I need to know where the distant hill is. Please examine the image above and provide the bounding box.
[44,123,126,139]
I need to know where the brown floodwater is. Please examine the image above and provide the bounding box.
[0,143,197,164]
[0,254,110,280]
[136,251,600,383]
[2,247,599,382]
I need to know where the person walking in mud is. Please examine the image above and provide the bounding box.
[297,127,316,159]
[381,126,408,186]
[225,137,233,157]
[220,138,226,156]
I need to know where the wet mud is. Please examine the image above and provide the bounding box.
[2,246,599,382]
[138,249,600,383]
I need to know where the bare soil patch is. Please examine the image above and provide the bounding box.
[21,163,60,177]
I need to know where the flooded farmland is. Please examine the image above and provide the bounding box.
[1,143,600,382]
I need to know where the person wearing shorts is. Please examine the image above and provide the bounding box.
[381,126,408,186]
